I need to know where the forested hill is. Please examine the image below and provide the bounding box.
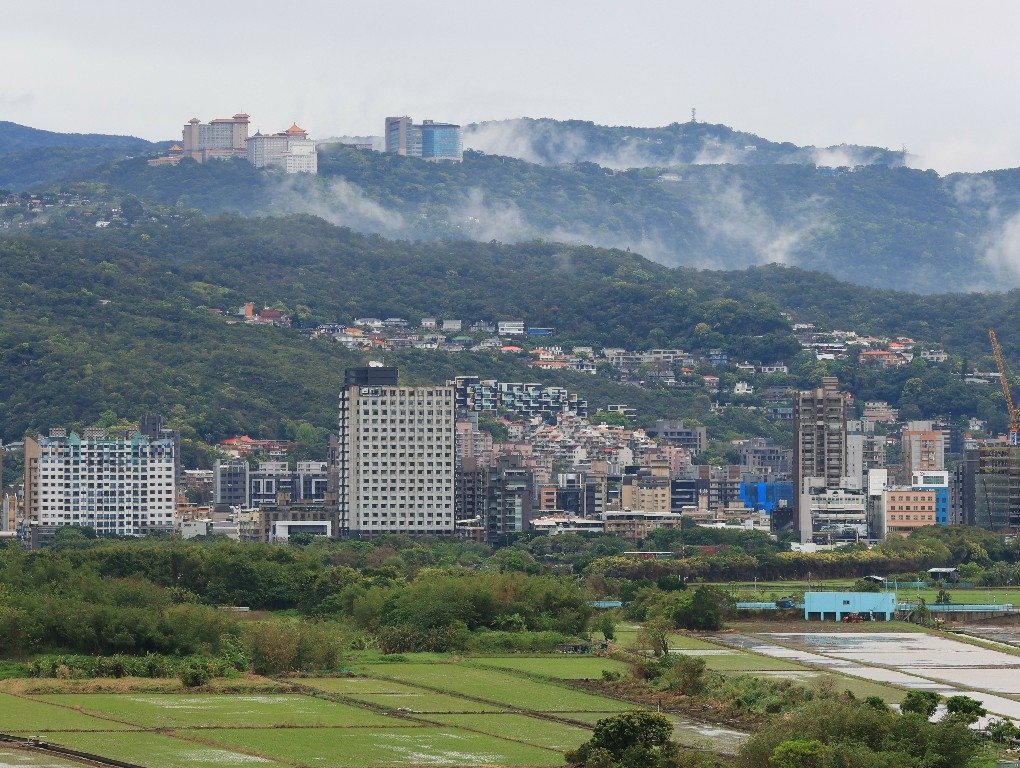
[0,121,163,190]
[464,118,906,168]
[1,214,1020,450]
[42,146,1020,293]
[5,118,1020,291]
[0,218,806,452]
[0,121,157,154]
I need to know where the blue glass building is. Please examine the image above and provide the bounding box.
[420,120,463,161]
[739,481,794,514]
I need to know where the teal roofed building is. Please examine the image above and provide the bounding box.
[804,591,897,621]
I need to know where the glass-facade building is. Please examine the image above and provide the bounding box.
[420,121,463,161]
[385,117,462,161]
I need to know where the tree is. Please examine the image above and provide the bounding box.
[664,654,707,696]
[567,709,677,762]
[675,585,731,631]
[640,617,672,657]
[596,614,616,642]
[768,740,830,768]
[900,690,939,718]
[944,695,985,724]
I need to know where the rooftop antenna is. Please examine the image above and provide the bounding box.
[690,107,697,123]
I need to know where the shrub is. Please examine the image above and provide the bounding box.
[180,664,211,688]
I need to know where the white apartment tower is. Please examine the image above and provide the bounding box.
[24,428,176,536]
[338,368,456,534]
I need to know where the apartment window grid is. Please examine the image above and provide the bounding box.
[34,435,175,534]
[341,384,455,534]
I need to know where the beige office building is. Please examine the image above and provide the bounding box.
[338,368,455,534]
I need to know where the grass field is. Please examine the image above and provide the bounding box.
[296,676,509,713]
[424,713,591,751]
[360,662,634,713]
[35,693,404,729]
[0,747,83,768]
[197,726,565,768]
[0,692,138,731]
[12,731,287,768]
[466,656,629,679]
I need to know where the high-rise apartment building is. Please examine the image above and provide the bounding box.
[483,454,532,544]
[384,116,462,161]
[974,445,1020,531]
[24,428,176,536]
[794,377,848,541]
[214,459,250,507]
[338,367,456,535]
[900,422,945,482]
[247,124,317,174]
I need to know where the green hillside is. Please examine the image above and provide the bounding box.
[1,215,1018,455]
[0,220,793,454]
[49,146,1013,293]
[2,119,1020,292]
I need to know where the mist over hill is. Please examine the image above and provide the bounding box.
[464,118,907,169]
[6,119,1020,292]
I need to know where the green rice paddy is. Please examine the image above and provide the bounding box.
[466,655,630,679]
[196,727,566,768]
[0,636,912,766]
[1,661,636,767]
[358,662,633,712]
[34,693,403,729]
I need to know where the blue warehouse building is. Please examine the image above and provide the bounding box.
[804,591,897,621]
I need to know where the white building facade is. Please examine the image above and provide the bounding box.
[247,124,317,174]
[338,368,455,534]
[24,429,176,536]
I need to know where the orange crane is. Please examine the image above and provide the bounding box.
[989,328,1020,445]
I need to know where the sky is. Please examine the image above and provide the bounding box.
[3,1,1019,174]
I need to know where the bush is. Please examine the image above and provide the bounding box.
[662,655,707,696]
[180,664,211,688]
[900,690,939,718]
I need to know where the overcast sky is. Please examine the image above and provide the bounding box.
[3,1,1018,173]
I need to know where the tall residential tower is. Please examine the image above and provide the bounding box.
[337,368,456,535]
[794,377,851,541]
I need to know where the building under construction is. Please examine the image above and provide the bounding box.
[975,445,1020,531]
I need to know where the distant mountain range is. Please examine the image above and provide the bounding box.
[0,121,157,154]
[3,118,1020,293]
[0,121,166,189]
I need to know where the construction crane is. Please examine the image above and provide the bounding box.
[989,328,1020,445]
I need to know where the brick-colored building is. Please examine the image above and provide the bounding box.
[885,488,936,536]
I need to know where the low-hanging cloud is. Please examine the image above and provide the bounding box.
[267,174,405,233]
[959,175,1020,287]
[692,180,830,268]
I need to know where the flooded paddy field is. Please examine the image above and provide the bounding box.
[710,631,1020,721]
[953,623,1020,649]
